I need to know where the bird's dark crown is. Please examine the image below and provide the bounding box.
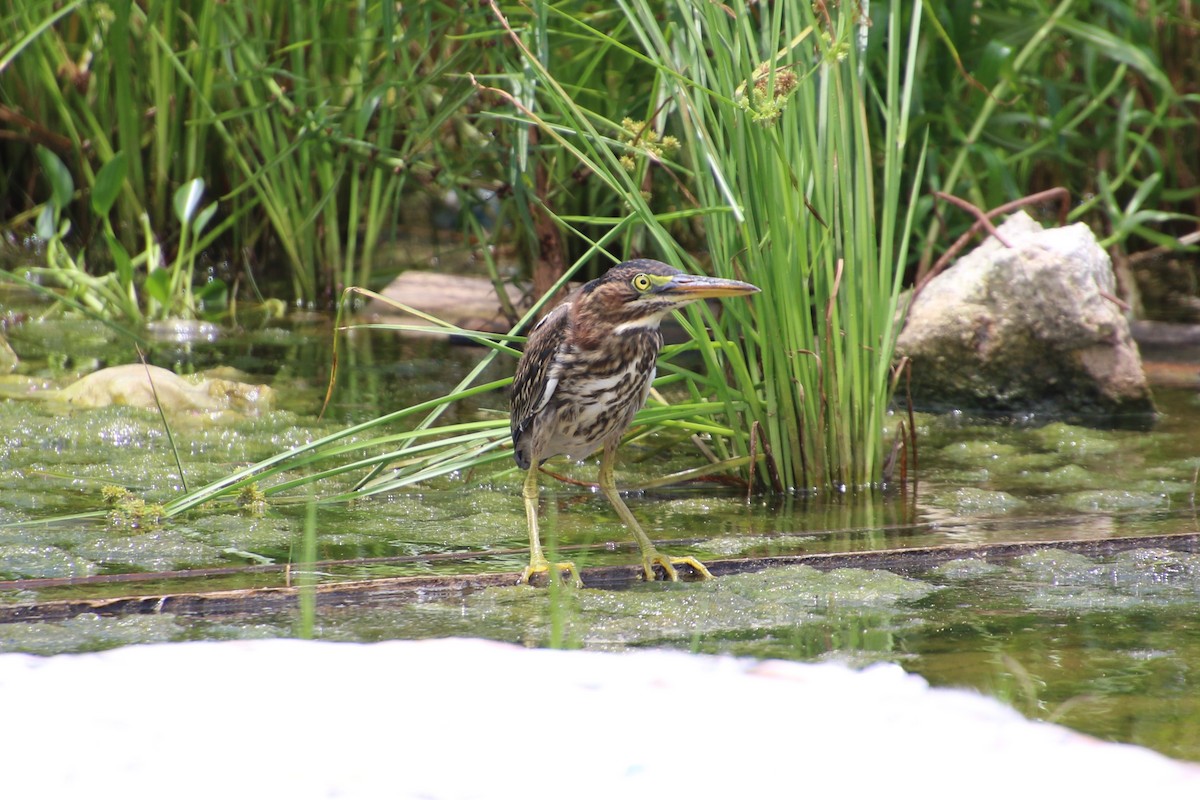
[580,259,681,297]
[573,259,759,331]
[572,260,688,335]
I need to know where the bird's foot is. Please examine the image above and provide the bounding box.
[642,553,714,582]
[518,558,583,588]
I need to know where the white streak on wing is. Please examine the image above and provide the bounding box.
[533,376,558,415]
[531,311,558,332]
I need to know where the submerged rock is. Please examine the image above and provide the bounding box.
[52,364,274,416]
[362,270,526,334]
[897,212,1154,420]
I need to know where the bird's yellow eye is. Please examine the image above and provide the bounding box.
[631,273,653,292]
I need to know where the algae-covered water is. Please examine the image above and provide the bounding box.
[2,304,1199,761]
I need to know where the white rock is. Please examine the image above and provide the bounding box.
[897,212,1154,417]
[1,638,1196,798]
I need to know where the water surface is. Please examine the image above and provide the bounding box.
[1,308,1198,761]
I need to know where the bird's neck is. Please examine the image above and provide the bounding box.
[570,304,667,351]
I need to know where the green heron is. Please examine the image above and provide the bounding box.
[510,259,760,586]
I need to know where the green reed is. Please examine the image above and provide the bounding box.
[1,1,490,314]
[496,0,925,492]
[128,1,923,517]
[650,0,924,490]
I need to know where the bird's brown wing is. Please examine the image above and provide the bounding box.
[510,302,571,469]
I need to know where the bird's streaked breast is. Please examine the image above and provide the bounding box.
[527,328,662,463]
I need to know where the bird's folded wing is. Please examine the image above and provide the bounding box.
[510,302,572,449]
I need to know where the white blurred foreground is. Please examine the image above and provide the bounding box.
[2,637,1197,798]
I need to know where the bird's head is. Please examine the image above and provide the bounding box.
[574,259,760,336]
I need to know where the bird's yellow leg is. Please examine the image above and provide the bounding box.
[598,444,713,582]
[518,465,582,588]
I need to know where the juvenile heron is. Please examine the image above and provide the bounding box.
[510,259,760,586]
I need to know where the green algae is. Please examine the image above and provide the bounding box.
[318,566,936,652]
[0,544,96,580]
[938,440,1020,464]
[0,613,184,656]
[1060,490,1171,512]
[930,487,1027,515]
[1030,421,1124,458]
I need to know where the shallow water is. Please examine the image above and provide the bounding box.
[1,305,1199,761]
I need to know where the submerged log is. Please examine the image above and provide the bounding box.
[1,532,1195,624]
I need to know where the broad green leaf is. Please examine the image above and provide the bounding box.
[193,201,218,235]
[91,153,128,216]
[35,146,74,211]
[975,39,1014,88]
[145,268,173,306]
[173,179,206,224]
[105,232,133,288]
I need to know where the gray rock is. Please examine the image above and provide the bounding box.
[896,212,1154,419]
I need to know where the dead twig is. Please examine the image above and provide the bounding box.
[917,188,1072,295]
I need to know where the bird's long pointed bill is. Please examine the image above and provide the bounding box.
[663,275,761,299]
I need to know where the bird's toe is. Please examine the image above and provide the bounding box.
[644,554,712,582]
[518,560,583,588]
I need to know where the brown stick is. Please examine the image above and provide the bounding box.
[917,188,1072,294]
[0,106,75,153]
